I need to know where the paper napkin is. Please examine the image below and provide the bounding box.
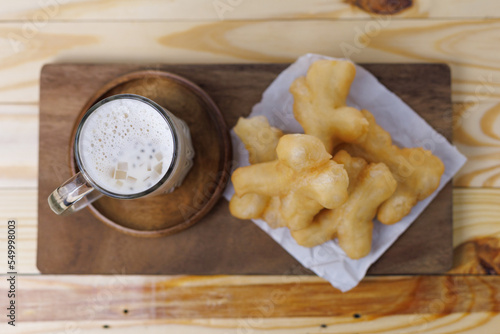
[223,54,467,292]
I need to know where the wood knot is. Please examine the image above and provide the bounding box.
[347,0,413,15]
[451,237,500,274]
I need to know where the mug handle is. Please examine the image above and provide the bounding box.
[48,172,103,215]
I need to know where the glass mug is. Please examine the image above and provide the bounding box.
[48,94,195,215]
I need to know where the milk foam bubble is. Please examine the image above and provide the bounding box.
[78,98,174,195]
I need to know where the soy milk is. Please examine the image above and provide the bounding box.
[78,98,175,194]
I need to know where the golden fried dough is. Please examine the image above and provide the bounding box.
[229,59,445,259]
[340,109,445,224]
[292,153,397,259]
[332,150,367,194]
[233,115,283,164]
[337,163,397,259]
[261,196,286,229]
[232,134,349,230]
[229,116,283,220]
[290,150,367,248]
[229,193,269,220]
[290,59,368,152]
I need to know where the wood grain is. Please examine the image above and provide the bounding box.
[0,189,38,274]
[453,188,500,248]
[2,315,500,334]
[452,188,500,273]
[0,104,38,187]
[0,275,499,320]
[1,20,500,104]
[1,0,499,20]
[452,237,500,274]
[454,101,500,187]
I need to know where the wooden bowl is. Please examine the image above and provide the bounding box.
[69,70,232,237]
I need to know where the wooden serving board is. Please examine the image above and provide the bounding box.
[38,63,452,275]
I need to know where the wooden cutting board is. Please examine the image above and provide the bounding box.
[37,63,453,275]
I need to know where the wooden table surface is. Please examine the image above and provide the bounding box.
[1,0,500,333]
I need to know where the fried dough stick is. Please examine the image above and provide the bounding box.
[340,109,445,224]
[290,59,368,152]
[232,134,349,231]
[229,116,283,221]
[292,150,397,259]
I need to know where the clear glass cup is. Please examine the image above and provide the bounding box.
[48,94,195,215]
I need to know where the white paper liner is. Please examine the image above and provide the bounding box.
[223,54,467,292]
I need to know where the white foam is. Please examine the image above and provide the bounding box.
[78,98,175,195]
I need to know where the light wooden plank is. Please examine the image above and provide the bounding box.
[0,104,38,187]
[1,0,500,21]
[0,275,497,322]
[1,20,500,104]
[2,314,500,334]
[0,188,38,274]
[451,188,500,271]
[453,188,500,247]
[454,100,500,187]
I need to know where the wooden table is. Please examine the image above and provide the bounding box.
[1,0,500,332]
